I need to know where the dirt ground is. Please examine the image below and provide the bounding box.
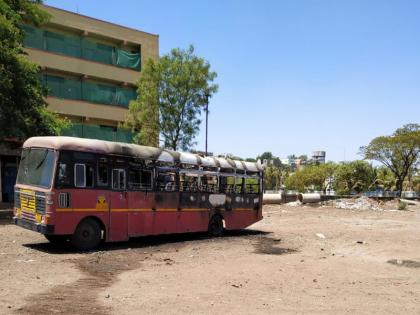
[0,203,419,315]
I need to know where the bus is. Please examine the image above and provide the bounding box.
[13,136,264,250]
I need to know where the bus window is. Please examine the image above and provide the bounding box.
[157,171,176,191]
[97,157,108,186]
[220,175,235,193]
[17,148,55,188]
[245,176,260,194]
[141,170,153,190]
[180,173,199,192]
[74,163,94,188]
[235,177,244,193]
[129,169,153,191]
[57,163,71,186]
[112,169,126,190]
[86,165,94,187]
[74,164,86,187]
[201,174,218,193]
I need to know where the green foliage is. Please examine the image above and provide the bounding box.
[0,0,67,140]
[374,166,396,191]
[334,160,375,195]
[264,164,291,191]
[125,45,218,150]
[257,152,273,162]
[285,163,337,192]
[361,124,420,195]
[245,157,257,162]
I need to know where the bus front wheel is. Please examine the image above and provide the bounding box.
[71,218,101,251]
[208,215,224,237]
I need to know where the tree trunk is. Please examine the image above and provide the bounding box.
[396,178,404,197]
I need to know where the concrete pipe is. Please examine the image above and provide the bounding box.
[298,193,321,204]
[263,193,283,204]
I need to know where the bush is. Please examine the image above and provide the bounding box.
[398,201,407,211]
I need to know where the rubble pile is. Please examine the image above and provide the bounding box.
[333,196,381,211]
[284,200,302,207]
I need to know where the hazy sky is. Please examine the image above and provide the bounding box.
[45,0,420,161]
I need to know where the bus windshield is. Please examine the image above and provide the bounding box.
[16,148,55,188]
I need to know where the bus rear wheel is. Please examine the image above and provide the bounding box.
[71,218,101,251]
[208,215,224,237]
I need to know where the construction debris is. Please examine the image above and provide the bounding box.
[333,196,381,211]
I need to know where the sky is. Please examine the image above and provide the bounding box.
[45,0,420,161]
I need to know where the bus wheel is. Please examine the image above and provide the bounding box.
[71,218,101,251]
[208,215,224,237]
[44,234,68,244]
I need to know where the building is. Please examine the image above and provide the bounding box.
[312,151,326,164]
[0,4,159,202]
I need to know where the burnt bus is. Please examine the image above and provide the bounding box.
[14,137,264,250]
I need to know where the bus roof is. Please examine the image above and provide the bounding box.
[23,136,263,172]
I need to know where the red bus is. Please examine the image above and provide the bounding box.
[13,137,264,250]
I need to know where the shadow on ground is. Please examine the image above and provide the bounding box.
[23,229,271,255]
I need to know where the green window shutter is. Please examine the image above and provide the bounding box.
[116,129,134,143]
[116,48,141,70]
[45,31,66,55]
[61,123,83,137]
[45,75,64,97]
[82,124,114,141]
[82,82,115,105]
[62,78,82,100]
[81,39,113,65]
[115,87,137,107]
[63,36,81,58]
[22,25,44,49]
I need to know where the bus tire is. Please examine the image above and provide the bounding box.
[44,234,68,244]
[208,215,224,237]
[71,218,101,251]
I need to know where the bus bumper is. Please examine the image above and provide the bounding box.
[14,217,54,234]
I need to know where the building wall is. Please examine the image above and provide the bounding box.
[26,4,159,132]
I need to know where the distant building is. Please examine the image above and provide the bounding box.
[312,151,326,164]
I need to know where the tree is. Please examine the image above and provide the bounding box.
[257,152,273,162]
[0,0,67,141]
[125,45,218,150]
[284,163,336,192]
[361,124,420,196]
[334,160,375,195]
[374,166,396,191]
[264,164,291,191]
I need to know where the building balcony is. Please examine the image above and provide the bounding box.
[61,123,134,143]
[26,48,140,84]
[46,96,128,122]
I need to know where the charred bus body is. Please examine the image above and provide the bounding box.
[14,137,264,250]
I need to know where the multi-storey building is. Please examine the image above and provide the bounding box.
[0,4,159,202]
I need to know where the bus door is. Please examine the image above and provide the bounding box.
[109,161,129,242]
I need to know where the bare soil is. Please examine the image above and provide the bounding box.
[0,204,419,314]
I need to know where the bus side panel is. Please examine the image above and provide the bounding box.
[109,191,129,242]
[176,211,210,233]
[223,209,262,230]
[127,191,154,237]
[52,188,110,235]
